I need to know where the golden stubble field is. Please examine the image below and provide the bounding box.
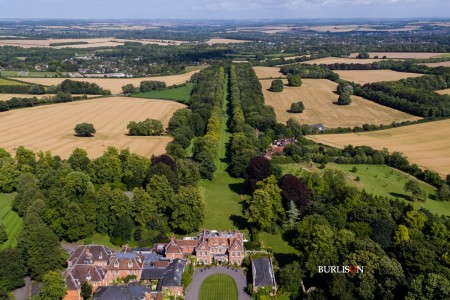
[260,79,419,128]
[349,52,448,59]
[0,38,187,48]
[422,61,450,68]
[335,70,423,85]
[0,97,185,158]
[303,57,385,65]
[206,38,250,44]
[0,94,97,100]
[307,119,450,177]
[253,66,285,79]
[12,70,199,94]
[437,89,450,95]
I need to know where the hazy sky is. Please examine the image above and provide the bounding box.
[0,0,448,19]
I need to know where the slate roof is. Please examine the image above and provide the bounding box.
[252,257,276,288]
[141,258,186,289]
[107,252,145,271]
[93,285,150,300]
[67,245,114,266]
[64,264,107,290]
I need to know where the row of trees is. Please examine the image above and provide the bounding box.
[280,64,340,81]
[55,79,111,95]
[0,93,89,112]
[122,80,167,94]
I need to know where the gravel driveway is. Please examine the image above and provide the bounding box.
[185,266,252,300]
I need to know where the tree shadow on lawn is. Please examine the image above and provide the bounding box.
[229,214,249,231]
[274,253,300,268]
[389,192,412,201]
[228,182,243,194]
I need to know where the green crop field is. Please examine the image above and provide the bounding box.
[0,78,27,86]
[199,274,238,300]
[131,83,193,103]
[0,193,22,250]
[0,71,57,77]
[280,163,449,216]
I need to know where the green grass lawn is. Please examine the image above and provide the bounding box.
[77,233,122,251]
[0,193,23,250]
[131,83,193,103]
[0,71,57,77]
[199,74,248,234]
[0,78,27,86]
[280,163,449,216]
[199,274,238,300]
[259,232,299,255]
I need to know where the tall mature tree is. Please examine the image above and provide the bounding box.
[88,147,123,185]
[245,176,284,231]
[74,123,96,137]
[279,261,304,297]
[63,171,94,201]
[287,74,302,87]
[170,186,204,233]
[0,249,26,291]
[404,180,427,201]
[147,174,175,215]
[278,174,310,212]
[110,214,134,246]
[68,148,90,172]
[283,201,300,230]
[269,79,284,92]
[38,271,67,300]
[15,146,36,172]
[12,173,43,216]
[132,187,156,227]
[119,149,149,189]
[63,202,89,242]
[0,151,19,192]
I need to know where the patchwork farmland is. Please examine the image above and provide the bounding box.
[307,119,450,177]
[260,79,419,128]
[11,70,199,94]
[303,57,385,65]
[0,97,185,158]
[349,52,448,59]
[253,66,285,79]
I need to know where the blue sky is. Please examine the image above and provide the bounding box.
[0,0,448,19]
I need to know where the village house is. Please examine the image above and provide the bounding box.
[264,138,296,160]
[164,230,245,265]
[105,252,145,284]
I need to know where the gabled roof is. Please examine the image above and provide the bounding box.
[252,257,276,288]
[107,252,145,270]
[64,264,107,290]
[67,245,114,265]
[159,259,186,288]
[93,285,150,300]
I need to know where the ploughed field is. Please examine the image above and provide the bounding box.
[307,119,450,177]
[0,97,185,158]
[335,70,423,85]
[11,70,199,94]
[260,79,419,128]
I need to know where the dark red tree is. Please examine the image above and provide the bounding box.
[278,174,310,213]
[151,154,177,172]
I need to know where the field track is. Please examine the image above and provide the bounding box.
[11,70,199,94]
[307,119,450,177]
[260,79,419,128]
[0,97,185,158]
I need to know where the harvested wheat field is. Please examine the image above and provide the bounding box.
[303,57,385,65]
[260,79,419,128]
[437,89,450,95]
[349,52,447,59]
[206,38,250,44]
[335,70,423,85]
[12,70,199,94]
[253,67,285,79]
[422,61,450,68]
[308,119,450,177]
[0,97,185,158]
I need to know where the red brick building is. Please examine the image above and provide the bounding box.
[164,230,245,265]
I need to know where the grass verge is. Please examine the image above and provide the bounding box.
[0,193,22,250]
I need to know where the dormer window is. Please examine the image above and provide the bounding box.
[114,260,119,268]
[99,253,103,260]
[86,271,91,281]
[128,260,133,268]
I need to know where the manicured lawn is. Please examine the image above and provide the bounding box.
[131,83,193,103]
[0,71,57,77]
[259,232,299,255]
[280,163,448,216]
[199,74,248,234]
[0,78,27,85]
[199,274,238,300]
[0,193,23,250]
